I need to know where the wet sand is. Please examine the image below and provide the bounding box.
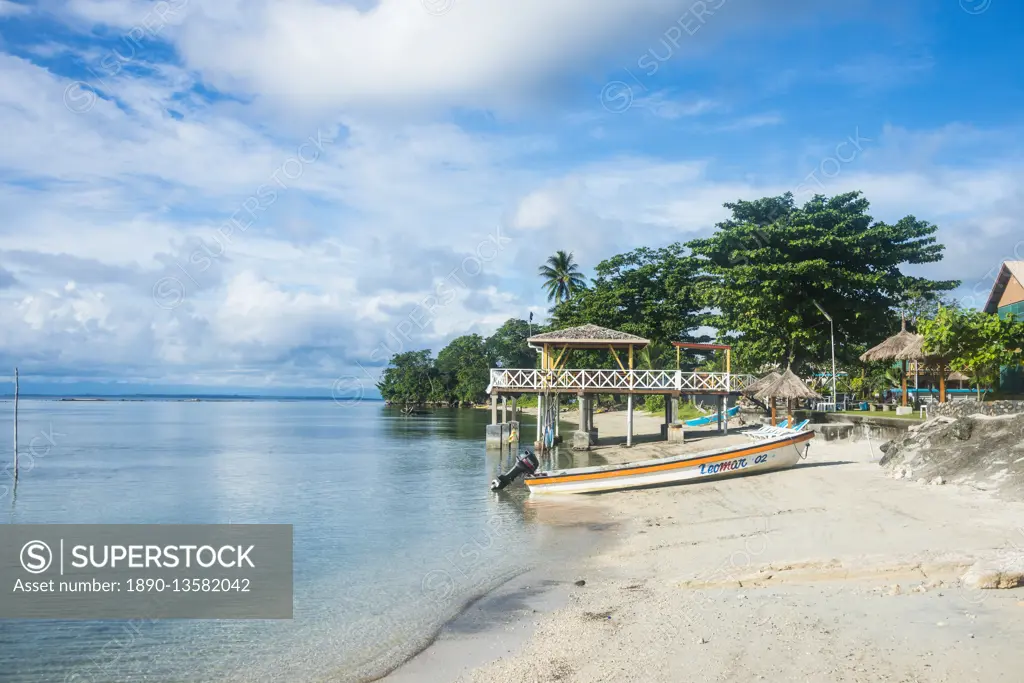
[387,411,1024,682]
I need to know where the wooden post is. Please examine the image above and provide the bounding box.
[13,367,18,481]
[901,360,908,407]
[717,395,724,433]
[676,345,681,370]
[536,394,544,449]
[554,394,560,437]
[626,394,633,447]
[787,399,793,426]
[939,364,947,403]
[490,394,498,425]
[771,400,777,426]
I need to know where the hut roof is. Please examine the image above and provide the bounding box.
[893,334,931,361]
[948,370,970,382]
[741,371,781,396]
[754,368,822,401]
[527,324,650,347]
[859,319,919,363]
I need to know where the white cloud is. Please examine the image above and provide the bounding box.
[0,1,29,17]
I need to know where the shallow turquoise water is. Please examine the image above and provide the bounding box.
[0,399,564,682]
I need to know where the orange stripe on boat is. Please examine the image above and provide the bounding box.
[525,431,813,487]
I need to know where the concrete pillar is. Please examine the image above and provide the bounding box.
[671,396,680,424]
[626,393,634,447]
[490,394,498,425]
[724,396,729,435]
[501,396,507,424]
[716,395,724,433]
[578,394,586,431]
[588,396,595,431]
[511,396,518,420]
[664,393,671,427]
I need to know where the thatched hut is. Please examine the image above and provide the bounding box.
[895,335,952,403]
[754,368,822,425]
[859,319,921,407]
[742,371,781,396]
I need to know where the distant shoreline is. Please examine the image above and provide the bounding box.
[0,395,386,402]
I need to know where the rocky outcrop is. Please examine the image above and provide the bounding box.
[879,407,1024,498]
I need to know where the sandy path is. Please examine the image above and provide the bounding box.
[451,434,1024,682]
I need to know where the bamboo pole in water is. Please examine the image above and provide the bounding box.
[13,367,18,481]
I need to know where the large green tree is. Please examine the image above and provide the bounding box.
[376,350,436,405]
[435,334,493,404]
[551,244,706,368]
[485,318,536,369]
[687,191,958,372]
[539,250,587,303]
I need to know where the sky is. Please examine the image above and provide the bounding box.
[0,0,1021,396]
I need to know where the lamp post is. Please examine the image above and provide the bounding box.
[814,301,837,408]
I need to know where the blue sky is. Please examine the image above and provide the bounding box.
[0,0,1021,396]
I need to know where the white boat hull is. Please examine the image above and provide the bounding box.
[524,431,813,494]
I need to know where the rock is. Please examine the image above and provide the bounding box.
[961,554,1024,590]
[574,579,586,587]
[916,478,927,485]
[888,585,902,596]
[931,476,945,486]
[950,418,974,441]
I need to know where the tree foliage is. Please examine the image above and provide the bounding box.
[375,350,436,405]
[435,334,492,404]
[686,192,958,372]
[485,318,536,369]
[551,244,706,368]
[921,307,1024,398]
[376,319,536,405]
[539,250,587,303]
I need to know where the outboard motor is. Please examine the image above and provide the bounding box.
[491,450,540,491]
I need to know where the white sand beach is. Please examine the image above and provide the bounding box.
[388,409,1024,682]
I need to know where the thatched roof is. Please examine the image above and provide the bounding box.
[948,370,970,382]
[741,371,781,396]
[893,334,931,361]
[754,368,822,401]
[528,324,649,347]
[859,319,919,362]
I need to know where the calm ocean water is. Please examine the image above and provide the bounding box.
[0,399,581,682]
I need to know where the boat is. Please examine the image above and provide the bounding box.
[684,405,740,427]
[517,429,813,494]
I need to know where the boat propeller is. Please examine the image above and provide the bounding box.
[490,450,540,491]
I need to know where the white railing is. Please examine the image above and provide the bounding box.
[487,369,756,393]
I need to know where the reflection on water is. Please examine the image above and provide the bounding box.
[0,400,593,683]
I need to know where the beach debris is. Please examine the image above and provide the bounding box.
[697,636,708,645]
[574,579,586,587]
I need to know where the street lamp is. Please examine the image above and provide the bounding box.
[813,301,837,408]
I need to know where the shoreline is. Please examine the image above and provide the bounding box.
[389,410,1024,681]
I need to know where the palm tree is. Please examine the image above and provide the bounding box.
[538,250,586,303]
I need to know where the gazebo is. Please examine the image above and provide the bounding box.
[754,368,822,425]
[484,324,756,451]
[859,319,920,409]
[527,324,649,449]
[894,335,951,403]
